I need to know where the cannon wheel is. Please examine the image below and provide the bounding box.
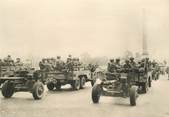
[129,86,137,106]
[47,82,55,90]
[71,79,80,90]
[2,81,15,98]
[92,84,101,103]
[80,77,86,89]
[32,82,44,100]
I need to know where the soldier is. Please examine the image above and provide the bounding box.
[39,59,46,70]
[15,58,23,71]
[88,63,97,72]
[55,56,64,71]
[123,59,131,73]
[4,55,13,65]
[15,58,23,66]
[47,59,54,71]
[129,57,136,67]
[66,54,72,63]
[115,58,121,72]
[42,59,52,71]
[107,59,116,73]
[65,58,74,72]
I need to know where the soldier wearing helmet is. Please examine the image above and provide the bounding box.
[4,55,14,66]
[115,58,121,72]
[123,59,131,72]
[55,56,64,71]
[107,59,116,72]
[15,58,23,70]
[15,58,23,66]
[129,57,136,70]
[67,55,72,63]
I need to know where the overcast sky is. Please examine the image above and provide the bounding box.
[0,0,169,60]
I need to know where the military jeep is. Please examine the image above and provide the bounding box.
[0,69,44,100]
[42,66,96,91]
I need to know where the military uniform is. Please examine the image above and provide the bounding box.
[55,56,64,71]
[107,59,116,73]
[115,59,121,72]
[15,58,23,71]
[4,55,13,66]
[123,60,131,73]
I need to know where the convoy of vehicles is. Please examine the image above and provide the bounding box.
[0,55,165,106]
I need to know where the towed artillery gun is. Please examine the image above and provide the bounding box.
[91,69,139,106]
[0,69,45,100]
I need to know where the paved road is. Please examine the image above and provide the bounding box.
[1,75,169,117]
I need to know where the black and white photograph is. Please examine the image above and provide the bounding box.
[0,0,169,117]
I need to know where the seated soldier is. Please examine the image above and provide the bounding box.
[42,59,53,71]
[65,59,74,72]
[129,57,136,67]
[138,59,146,73]
[0,59,4,66]
[15,58,23,66]
[107,59,116,73]
[115,58,121,72]
[88,64,97,73]
[72,58,81,70]
[55,56,64,71]
[15,58,23,71]
[39,59,46,70]
[66,54,72,63]
[3,55,13,66]
[123,59,131,73]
